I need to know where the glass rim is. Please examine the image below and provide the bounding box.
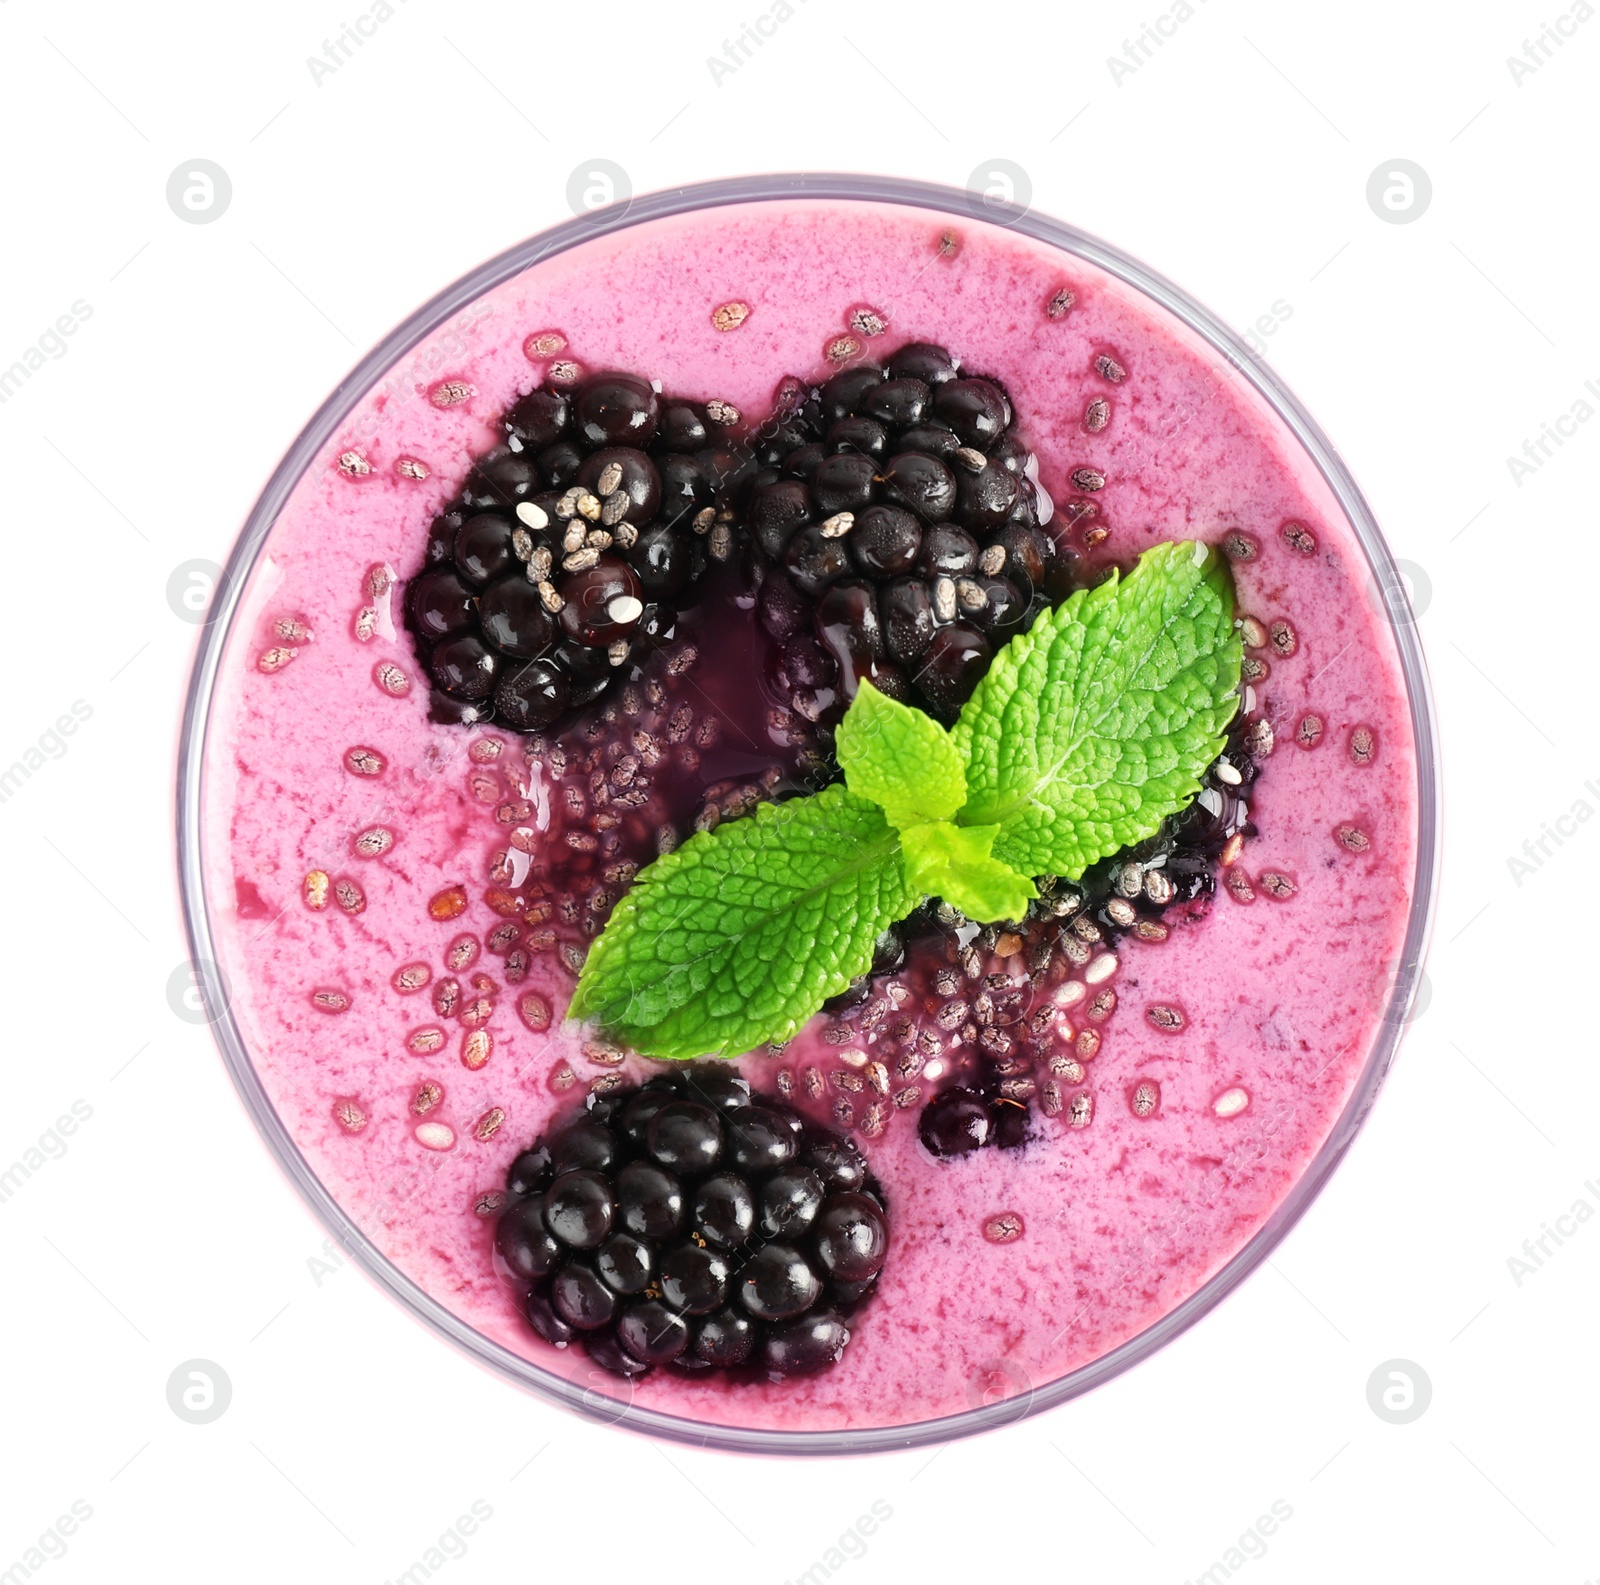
[177,171,1441,1457]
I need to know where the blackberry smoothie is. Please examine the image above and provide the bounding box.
[196,194,1421,1437]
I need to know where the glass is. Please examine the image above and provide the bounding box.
[177,174,1440,1455]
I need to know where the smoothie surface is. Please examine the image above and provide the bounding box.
[201,198,1418,1434]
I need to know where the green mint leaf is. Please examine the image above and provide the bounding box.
[900,820,1037,924]
[568,783,916,1061]
[952,540,1241,879]
[835,680,966,831]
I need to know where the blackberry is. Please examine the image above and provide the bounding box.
[736,341,1061,722]
[495,1065,888,1382]
[404,366,754,737]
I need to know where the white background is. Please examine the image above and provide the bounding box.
[1,0,1596,1581]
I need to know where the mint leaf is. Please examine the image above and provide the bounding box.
[900,820,1036,924]
[569,784,916,1061]
[952,540,1241,879]
[836,680,966,831]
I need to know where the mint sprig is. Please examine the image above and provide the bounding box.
[571,539,1241,1060]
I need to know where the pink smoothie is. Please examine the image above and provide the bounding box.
[200,197,1420,1436]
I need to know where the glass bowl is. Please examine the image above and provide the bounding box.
[177,173,1439,1454]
